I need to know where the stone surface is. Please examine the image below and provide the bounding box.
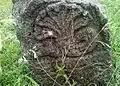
[13,0,112,86]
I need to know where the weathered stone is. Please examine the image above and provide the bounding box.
[13,0,112,86]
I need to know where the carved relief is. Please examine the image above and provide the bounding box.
[13,0,112,86]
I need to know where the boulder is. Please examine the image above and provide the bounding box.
[13,0,112,85]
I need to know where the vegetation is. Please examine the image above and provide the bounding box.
[100,0,120,86]
[0,0,35,86]
[0,0,120,86]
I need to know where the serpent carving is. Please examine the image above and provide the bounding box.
[13,0,112,86]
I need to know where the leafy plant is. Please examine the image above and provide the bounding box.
[55,63,77,86]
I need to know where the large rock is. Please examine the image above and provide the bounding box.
[13,0,112,86]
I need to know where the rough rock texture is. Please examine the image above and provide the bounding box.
[13,0,112,86]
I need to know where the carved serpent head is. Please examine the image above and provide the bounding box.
[31,1,105,58]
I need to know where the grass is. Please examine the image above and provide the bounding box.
[0,0,120,86]
[99,0,120,85]
[0,0,36,86]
